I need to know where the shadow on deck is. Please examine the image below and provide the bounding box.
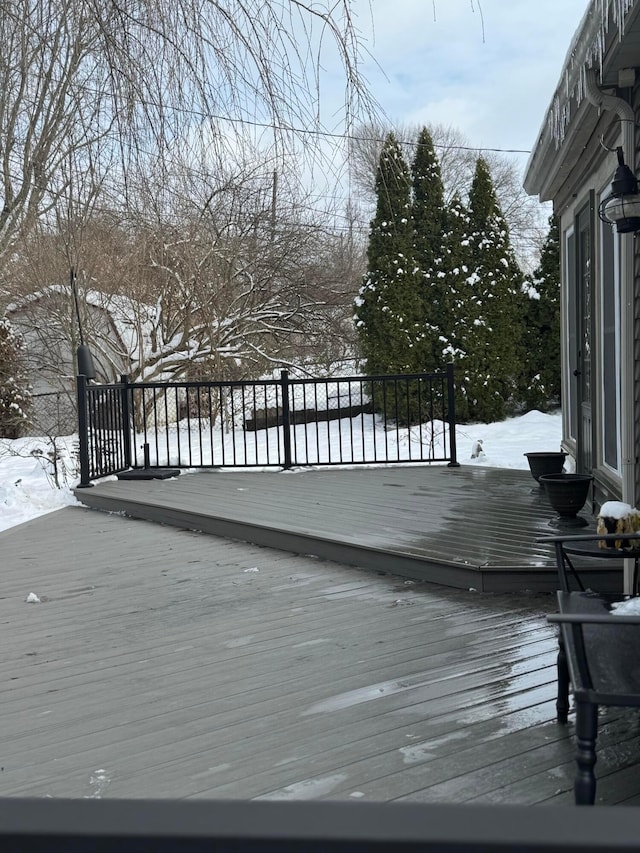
[75,465,621,594]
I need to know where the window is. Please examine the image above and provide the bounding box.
[565,226,577,441]
[600,220,621,472]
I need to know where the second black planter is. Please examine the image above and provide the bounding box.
[539,472,594,527]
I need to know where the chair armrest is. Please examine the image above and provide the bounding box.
[548,613,640,626]
[538,532,640,546]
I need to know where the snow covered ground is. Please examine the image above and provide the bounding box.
[0,408,563,534]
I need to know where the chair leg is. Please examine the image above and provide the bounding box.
[574,701,598,805]
[556,634,570,724]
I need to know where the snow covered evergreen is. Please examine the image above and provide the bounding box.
[354,132,419,376]
[519,215,561,410]
[0,317,30,438]
[356,136,559,425]
[437,193,474,421]
[411,128,448,375]
[446,158,524,422]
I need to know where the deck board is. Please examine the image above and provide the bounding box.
[1,502,638,806]
[74,465,623,593]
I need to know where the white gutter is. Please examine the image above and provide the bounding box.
[525,0,637,197]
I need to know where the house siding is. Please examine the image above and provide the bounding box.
[525,2,640,514]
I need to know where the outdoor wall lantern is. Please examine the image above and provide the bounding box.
[598,146,640,234]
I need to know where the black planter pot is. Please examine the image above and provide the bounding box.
[539,473,594,528]
[524,451,567,483]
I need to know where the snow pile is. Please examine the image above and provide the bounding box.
[0,409,562,535]
[611,598,640,615]
[599,501,636,520]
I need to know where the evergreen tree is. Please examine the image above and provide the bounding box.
[355,132,419,376]
[0,317,30,438]
[437,194,475,421]
[411,127,448,373]
[355,138,530,427]
[461,157,524,422]
[520,216,561,410]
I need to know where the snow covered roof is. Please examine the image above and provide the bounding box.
[6,284,143,364]
[524,0,639,200]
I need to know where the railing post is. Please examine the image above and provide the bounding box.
[76,374,92,488]
[120,374,132,469]
[446,363,460,467]
[280,369,293,470]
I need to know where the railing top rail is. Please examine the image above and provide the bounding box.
[125,378,281,390]
[85,381,127,391]
[285,371,448,385]
[118,370,451,390]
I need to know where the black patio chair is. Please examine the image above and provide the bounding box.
[538,532,640,805]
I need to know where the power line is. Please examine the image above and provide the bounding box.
[74,84,533,157]
[190,111,533,155]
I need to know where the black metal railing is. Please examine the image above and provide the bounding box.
[77,366,458,486]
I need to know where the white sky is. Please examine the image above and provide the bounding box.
[0,409,562,534]
[344,0,589,174]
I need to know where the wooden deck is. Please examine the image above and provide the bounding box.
[2,499,640,806]
[74,464,622,593]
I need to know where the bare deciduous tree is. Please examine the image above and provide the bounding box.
[123,161,363,381]
[9,146,366,393]
[0,0,375,290]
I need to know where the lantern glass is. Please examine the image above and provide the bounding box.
[602,194,640,233]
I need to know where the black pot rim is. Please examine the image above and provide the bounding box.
[538,473,594,482]
[524,451,567,458]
